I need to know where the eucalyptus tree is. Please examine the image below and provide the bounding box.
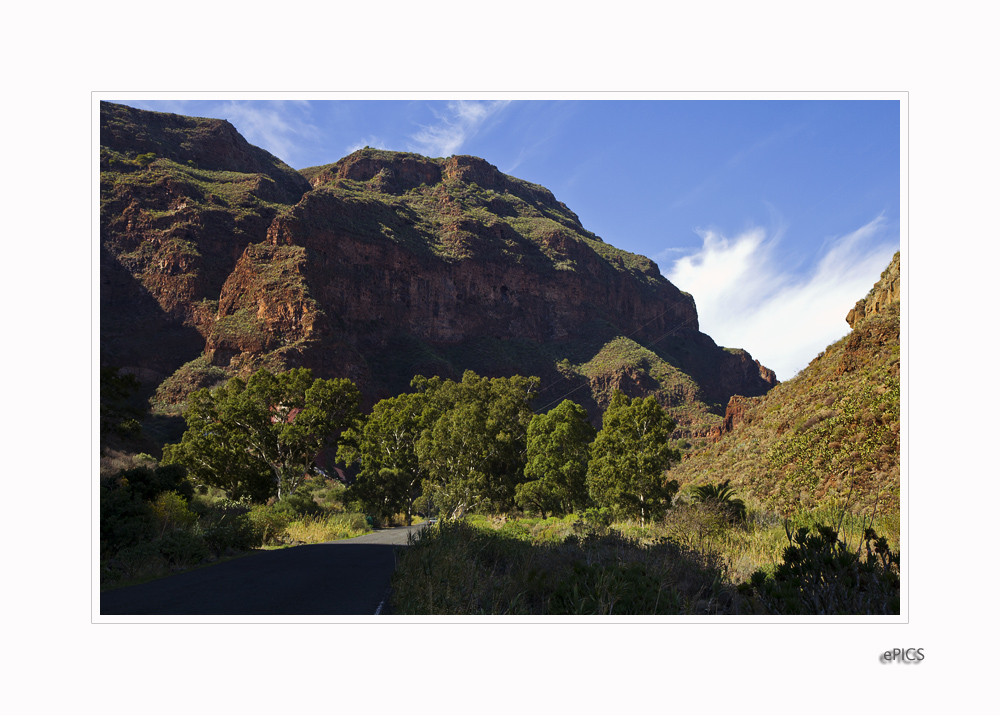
[587,390,681,525]
[417,371,539,519]
[517,399,596,517]
[338,389,439,525]
[163,368,361,501]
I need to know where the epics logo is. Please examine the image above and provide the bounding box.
[882,648,924,662]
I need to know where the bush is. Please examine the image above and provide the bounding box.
[113,464,193,502]
[738,523,900,615]
[581,506,613,528]
[107,541,161,582]
[150,491,198,535]
[691,480,747,524]
[246,504,293,545]
[529,515,581,544]
[662,502,735,548]
[284,513,371,543]
[273,484,324,517]
[100,483,156,555]
[549,562,681,615]
[202,513,261,554]
[156,530,209,566]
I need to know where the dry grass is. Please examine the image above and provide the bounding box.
[100,449,157,479]
[283,513,370,543]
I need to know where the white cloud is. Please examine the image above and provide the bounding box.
[345,135,388,154]
[665,216,898,381]
[217,101,318,166]
[107,99,320,168]
[408,100,509,157]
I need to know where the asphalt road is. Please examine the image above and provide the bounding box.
[100,523,430,616]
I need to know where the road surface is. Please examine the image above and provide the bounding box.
[100,523,429,616]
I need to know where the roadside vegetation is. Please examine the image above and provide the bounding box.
[389,494,898,615]
[100,355,899,613]
[99,451,382,590]
[99,367,378,591]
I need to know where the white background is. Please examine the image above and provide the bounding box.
[6,1,988,710]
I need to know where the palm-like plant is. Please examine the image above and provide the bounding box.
[691,479,747,523]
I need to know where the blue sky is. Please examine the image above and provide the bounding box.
[112,97,901,381]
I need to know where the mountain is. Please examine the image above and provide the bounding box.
[99,101,777,442]
[671,252,901,515]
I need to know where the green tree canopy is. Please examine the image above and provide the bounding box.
[518,399,596,517]
[163,368,361,502]
[338,389,439,525]
[587,390,681,524]
[416,371,539,519]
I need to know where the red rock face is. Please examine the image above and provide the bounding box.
[259,197,697,347]
[101,103,778,420]
[708,395,762,441]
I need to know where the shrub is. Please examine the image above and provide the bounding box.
[581,506,613,528]
[273,484,324,517]
[283,513,371,543]
[549,562,681,615]
[150,491,198,536]
[246,504,293,545]
[691,480,747,524]
[113,464,193,502]
[100,449,156,479]
[156,530,209,567]
[100,483,155,555]
[662,501,735,548]
[108,541,161,581]
[738,523,900,615]
[201,512,260,555]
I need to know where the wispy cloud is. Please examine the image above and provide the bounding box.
[665,215,898,381]
[345,135,388,154]
[217,101,319,167]
[408,101,510,157]
[114,99,319,167]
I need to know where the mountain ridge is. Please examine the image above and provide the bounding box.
[100,101,777,441]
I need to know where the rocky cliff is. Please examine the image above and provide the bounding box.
[100,102,777,433]
[846,251,901,329]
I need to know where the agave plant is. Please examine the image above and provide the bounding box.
[691,479,747,523]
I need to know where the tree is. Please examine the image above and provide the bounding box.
[163,368,361,502]
[517,399,596,517]
[417,371,539,519]
[338,389,437,525]
[513,479,562,520]
[586,390,681,525]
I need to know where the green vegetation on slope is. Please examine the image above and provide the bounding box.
[673,301,900,517]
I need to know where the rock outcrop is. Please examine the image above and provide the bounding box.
[708,395,763,442]
[846,251,901,329]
